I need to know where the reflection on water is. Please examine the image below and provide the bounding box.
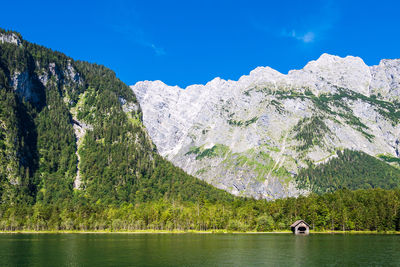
[0,234,398,266]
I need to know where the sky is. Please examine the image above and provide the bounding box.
[1,0,400,88]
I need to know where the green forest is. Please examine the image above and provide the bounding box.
[1,29,400,233]
[1,189,399,232]
[296,149,400,194]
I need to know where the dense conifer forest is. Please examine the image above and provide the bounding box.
[296,149,400,194]
[1,189,399,232]
[1,29,400,232]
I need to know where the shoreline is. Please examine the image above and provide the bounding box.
[0,230,399,234]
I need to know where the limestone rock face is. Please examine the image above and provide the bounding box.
[0,32,22,46]
[10,71,38,103]
[288,54,372,96]
[131,54,400,199]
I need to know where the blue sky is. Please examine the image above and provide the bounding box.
[1,0,400,87]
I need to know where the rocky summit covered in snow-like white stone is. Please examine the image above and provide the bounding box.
[131,54,400,199]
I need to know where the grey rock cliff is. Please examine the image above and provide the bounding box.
[131,54,400,199]
[0,32,22,46]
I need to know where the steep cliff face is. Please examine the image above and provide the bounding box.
[131,54,400,199]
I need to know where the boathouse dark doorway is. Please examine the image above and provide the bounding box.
[298,226,306,233]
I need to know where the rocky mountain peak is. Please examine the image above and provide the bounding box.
[238,66,284,85]
[287,53,371,96]
[369,58,400,99]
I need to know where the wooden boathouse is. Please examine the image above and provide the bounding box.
[290,220,310,235]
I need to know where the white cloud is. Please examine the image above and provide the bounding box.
[117,26,166,56]
[149,43,166,56]
[283,30,315,43]
[301,32,315,43]
[252,0,338,45]
[108,21,166,56]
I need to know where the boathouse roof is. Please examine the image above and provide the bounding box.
[290,220,310,228]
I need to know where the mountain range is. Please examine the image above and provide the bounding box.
[132,53,400,199]
[2,27,400,204]
[1,29,400,232]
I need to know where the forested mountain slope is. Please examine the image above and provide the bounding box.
[132,53,400,199]
[0,29,233,208]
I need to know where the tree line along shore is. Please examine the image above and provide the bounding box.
[1,189,399,233]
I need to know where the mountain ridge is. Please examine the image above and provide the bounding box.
[133,53,400,98]
[132,53,400,199]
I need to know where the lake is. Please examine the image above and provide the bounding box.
[0,233,398,266]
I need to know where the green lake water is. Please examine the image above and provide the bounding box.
[0,233,398,266]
